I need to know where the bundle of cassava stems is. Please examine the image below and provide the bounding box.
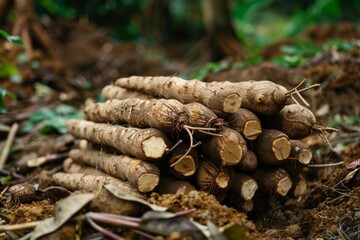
[44,76,337,213]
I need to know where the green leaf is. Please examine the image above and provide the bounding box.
[0,29,23,46]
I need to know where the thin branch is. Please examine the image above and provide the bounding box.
[0,123,19,168]
[86,215,125,240]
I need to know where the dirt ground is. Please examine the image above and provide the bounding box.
[0,21,359,239]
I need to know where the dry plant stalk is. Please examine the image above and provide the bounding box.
[115,76,242,116]
[229,172,258,201]
[195,158,234,199]
[65,119,169,161]
[251,168,293,197]
[102,85,150,100]
[235,150,258,171]
[226,108,262,140]
[69,149,160,193]
[254,129,291,166]
[155,176,196,194]
[288,175,308,198]
[163,144,199,179]
[202,127,247,165]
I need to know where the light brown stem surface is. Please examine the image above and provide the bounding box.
[202,127,247,165]
[69,149,160,193]
[0,123,18,168]
[254,129,291,166]
[65,119,169,161]
[115,76,242,116]
[102,85,150,100]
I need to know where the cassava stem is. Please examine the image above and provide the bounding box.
[65,119,169,161]
[226,108,262,140]
[115,76,242,116]
[254,129,291,166]
[69,149,160,193]
[155,176,196,194]
[235,150,258,171]
[162,144,199,179]
[202,127,247,165]
[251,168,293,196]
[229,172,258,201]
[102,85,150,100]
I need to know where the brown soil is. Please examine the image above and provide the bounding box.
[148,191,261,239]
[7,200,55,224]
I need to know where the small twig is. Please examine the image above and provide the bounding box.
[166,139,183,155]
[89,212,142,223]
[170,126,197,168]
[0,220,41,232]
[86,215,125,240]
[133,229,156,240]
[0,168,26,180]
[0,123,19,168]
[307,161,344,168]
[87,212,139,228]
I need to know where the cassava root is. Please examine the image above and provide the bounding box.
[115,76,242,116]
[65,119,169,161]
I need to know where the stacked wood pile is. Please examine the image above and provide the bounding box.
[54,76,336,212]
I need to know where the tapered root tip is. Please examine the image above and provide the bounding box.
[142,136,168,160]
[138,174,160,193]
[277,176,293,196]
[223,93,242,113]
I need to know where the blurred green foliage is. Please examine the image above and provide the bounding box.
[0,87,16,114]
[34,0,359,50]
[23,104,83,134]
[271,39,354,68]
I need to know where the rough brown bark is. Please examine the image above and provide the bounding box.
[195,158,234,200]
[235,150,258,171]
